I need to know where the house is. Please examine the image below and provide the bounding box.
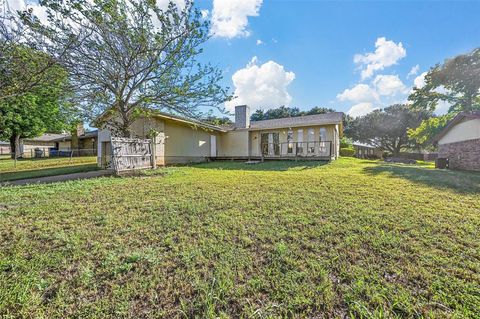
[18,125,98,157]
[21,133,69,156]
[353,142,383,159]
[433,111,480,171]
[51,127,98,156]
[0,141,10,155]
[96,105,343,167]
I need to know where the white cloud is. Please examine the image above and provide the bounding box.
[373,74,407,96]
[211,0,263,39]
[337,84,379,103]
[354,37,407,80]
[256,39,263,45]
[407,64,420,78]
[413,71,428,89]
[347,103,376,118]
[200,9,209,19]
[6,0,48,24]
[225,56,295,111]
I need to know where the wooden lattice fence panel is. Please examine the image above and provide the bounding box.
[110,137,155,173]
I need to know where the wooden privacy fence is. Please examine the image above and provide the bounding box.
[110,137,156,173]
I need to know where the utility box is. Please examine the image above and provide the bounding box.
[436,157,449,169]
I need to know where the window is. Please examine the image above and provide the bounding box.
[297,129,304,154]
[308,128,315,153]
[319,127,327,153]
[287,130,293,154]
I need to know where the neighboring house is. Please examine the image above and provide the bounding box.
[19,125,98,157]
[97,105,343,167]
[353,142,383,159]
[21,133,69,155]
[0,141,10,155]
[52,128,98,156]
[433,111,480,171]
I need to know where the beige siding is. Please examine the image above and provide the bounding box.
[439,118,480,145]
[218,130,249,157]
[164,120,218,164]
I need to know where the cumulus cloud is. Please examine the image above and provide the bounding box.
[225,56,296,111]
[6,0,48,24]
[200,9,209,19]
[211,0,263,39]
[354,37,406,80]
[373,74,408,96]
[337,84,379,103]
[407,64,420,78]
[256,39,263,45]
[347,103,377,118]
[413,71,428,89]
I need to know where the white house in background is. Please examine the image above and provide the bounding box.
[96,105,344,167]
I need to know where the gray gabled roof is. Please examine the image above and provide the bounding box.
[22,133,69,143]
[248,112,343,130]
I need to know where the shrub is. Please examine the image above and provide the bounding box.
[340,137,353,148]
[340,147,355,157]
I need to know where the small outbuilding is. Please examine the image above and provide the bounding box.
[433,111,480,171]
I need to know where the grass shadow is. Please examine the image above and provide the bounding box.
[0,164,99,182]
[192,160,331,172]
[363,163,480,194]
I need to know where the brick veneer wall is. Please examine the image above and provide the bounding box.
[438,138,480,171]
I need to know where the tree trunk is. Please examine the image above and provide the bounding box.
[9,135,21,159]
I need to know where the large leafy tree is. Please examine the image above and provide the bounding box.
[0,44,71,157]
[23,0,230,137]
[346,104,429,156]
[408,48,480,145]
[251,106,337,121]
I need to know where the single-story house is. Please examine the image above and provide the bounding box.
[52,128,98,156]
[21,133,69,156]
[97,105,343,168]
[353,142,383,159]
[0,141,10,155]
[433,111,480,171]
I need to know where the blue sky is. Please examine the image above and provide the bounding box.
[17,0,480,118]
[194,0,480,117]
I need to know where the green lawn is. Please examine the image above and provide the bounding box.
[0,158,479,318]
[0,156,98,182]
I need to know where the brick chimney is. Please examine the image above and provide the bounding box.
[234,105,250,129]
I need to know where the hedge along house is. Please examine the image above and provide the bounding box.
[96,105,343,168]
[433,111,480,171]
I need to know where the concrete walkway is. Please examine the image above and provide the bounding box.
[1,170,114,186]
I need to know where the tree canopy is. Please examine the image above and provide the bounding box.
[408,48,480,146]
[346,104,429,155]
[0,44,71,156]
[250,106,337,121]
[23,0,231,137]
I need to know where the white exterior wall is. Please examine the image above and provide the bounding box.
[438,118,480,145]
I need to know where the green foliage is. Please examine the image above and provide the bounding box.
[1,158,479,317]
[346,104,429,155]
[339,147,355,157]
[202,115,232,126]
[407,114,454,147]
[24,0,231,136]
[409,48,480,113]
[340,137,353,148]
[250,106,337,121]
[0,45,72,151]
[408,48,480,146]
